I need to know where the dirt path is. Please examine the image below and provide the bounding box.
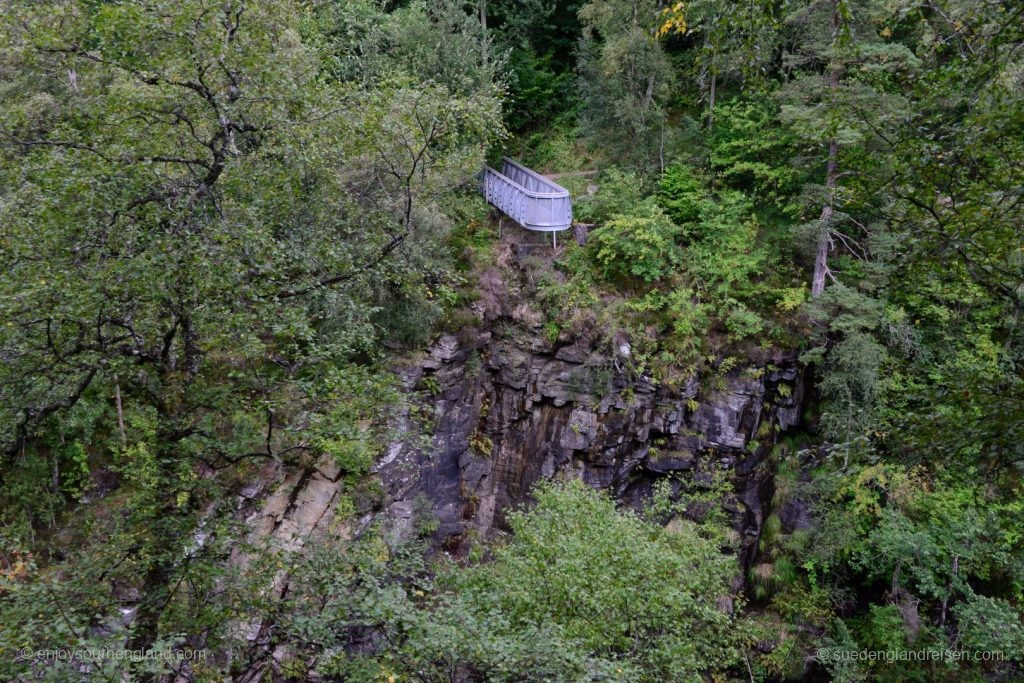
[541,169,599,181]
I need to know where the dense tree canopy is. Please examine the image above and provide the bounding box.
[1,0,1022,680]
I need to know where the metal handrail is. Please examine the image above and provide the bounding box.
[496,157,568,197]
[481,157,572,235]
[483,167,565,198]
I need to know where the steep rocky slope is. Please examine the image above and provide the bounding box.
[225,254,812,679]
[377,319,806,569]
[252,266,808,576]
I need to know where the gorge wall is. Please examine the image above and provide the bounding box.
[233,265,812,674]
[374,318,807,571]
[246,281,809,580]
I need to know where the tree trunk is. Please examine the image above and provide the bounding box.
[479,0,487,65]
[939,555,959,627]
[126,409,189,681]
[659,120,665,173]
[811,0,843,299]
[708,69,716,132]
[127,556,173,676]
[642,71,657,110]
[573,223,592,246]
[115,381,127,445]
[811,138,839,298]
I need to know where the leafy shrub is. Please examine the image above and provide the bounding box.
[853,604,908,653]
[372,293,442,349]
[573,166,646,225]
[518,114,589,172]
[724,303,764,341]
[588,203,681,284]
[279,480,744,682]
[665,287,711,341]
[710,98,805,213]
[816,329,887,444]
[955,594,1024,660]
[657,163,705,225]
[776,285,808,312]
[504,49,576,131]
[625,288,709,368]
[308,366,400,483]
[685,190,766,295]
[462,480,743,680]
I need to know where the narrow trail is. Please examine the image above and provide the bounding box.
[541,169,599,181]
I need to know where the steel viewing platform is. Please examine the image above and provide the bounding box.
[482,157,573,246]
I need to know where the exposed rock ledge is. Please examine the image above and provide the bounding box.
[240,320,806,570]
[232,313,808,676]
[374,321,807,567]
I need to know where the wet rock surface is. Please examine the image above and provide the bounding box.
[374,321,807,566]
[232,288,809,677]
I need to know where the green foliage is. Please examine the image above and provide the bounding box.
[315,0,500,96]
[557,166,805,376]
[657,163,705,225]
[0,391,111,541]
[0,450,64,538]
[646,469,739,549]
[684,191,765,292]
[564,362,613,399]
[588,204,681,284]
[0,0,500,673]
[411,492,441,538]
[816,328,888,447]
[956,594,1024,660]
[796,461,1024,677]
[709,98,805,215]
[574,166,646,225]
[274,480,743,681]
[1,0,1023,679]
[853,604,907,653]
[504,48,575,130]
[515,114,591,172]
[310,366,400,483]
[484,0,582,131]
[460,481,743,679]
[56,441,90,499]
[577,0,674,166]
[625,287,710,367]
[282,536,609,682]
[724,305,764,342]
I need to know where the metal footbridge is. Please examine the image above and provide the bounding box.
[482,157,572,246]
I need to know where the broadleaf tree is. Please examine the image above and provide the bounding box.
[0,0,501,677]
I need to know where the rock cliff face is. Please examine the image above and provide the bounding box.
[229,316,807,675]
[229,266,811,679]
[246,252,809,588]
[374,318,807,569]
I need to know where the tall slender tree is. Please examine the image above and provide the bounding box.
[778,0,918,297]
[659,0,780,131]
[577,0,675,166]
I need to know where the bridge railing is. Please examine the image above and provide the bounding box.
[482,157,572,232]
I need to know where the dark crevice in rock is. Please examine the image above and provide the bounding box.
[377,320,809,584]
